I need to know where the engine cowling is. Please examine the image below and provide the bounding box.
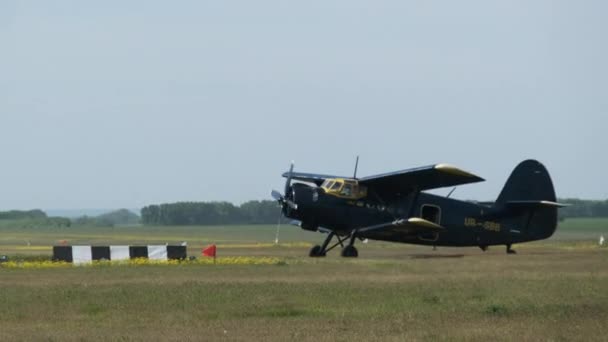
[300,221,318,232]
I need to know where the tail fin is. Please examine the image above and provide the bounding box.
[496,159,556,204]
[496,160,560,239]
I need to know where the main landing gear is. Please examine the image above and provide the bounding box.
[478,245,517,254]
[308,245,326,257]
[309,231,359,258]
[506,244,517,254]
[341,245,358,258]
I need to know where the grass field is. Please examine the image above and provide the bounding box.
[1,218,607,341]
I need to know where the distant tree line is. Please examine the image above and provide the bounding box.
[140,200,280,226]
[0,209,47,220]
[73,209,140,227]
[0,209,139,228]
[0,210,71,228]
[558,199,608,219]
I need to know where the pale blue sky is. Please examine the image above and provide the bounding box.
[1,1,606,210]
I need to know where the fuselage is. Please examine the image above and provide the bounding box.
[286,183,557,248]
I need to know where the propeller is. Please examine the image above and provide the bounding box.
[272,161,298,245]
[271,161,298,211]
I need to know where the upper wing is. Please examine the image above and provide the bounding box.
[359,164,484,195]
[281,172,346,186]
[281,164,483,191]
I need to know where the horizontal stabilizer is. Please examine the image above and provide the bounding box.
[505,200,569,208]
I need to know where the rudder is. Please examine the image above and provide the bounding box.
[496,160,558,239]
[496,159,556,204]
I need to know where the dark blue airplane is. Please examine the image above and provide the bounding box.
[272,159,565,257]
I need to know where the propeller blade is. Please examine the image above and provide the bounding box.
[284,161,294,195]
[271,190,284,202]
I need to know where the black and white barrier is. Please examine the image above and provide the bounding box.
[53,245,187,264]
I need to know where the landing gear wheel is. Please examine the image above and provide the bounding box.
[309,245,326,257]
[341,245,358,258]
[506,244,517,254]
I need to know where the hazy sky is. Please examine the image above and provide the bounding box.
[1,1,606,210]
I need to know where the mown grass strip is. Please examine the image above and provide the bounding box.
[0,256,285,269]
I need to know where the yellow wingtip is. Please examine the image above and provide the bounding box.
[407,217,445,230]
[434,164,480,179]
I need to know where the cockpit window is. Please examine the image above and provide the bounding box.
[331,182,342,190]
[321,179,367,199]
[341,184,353,196]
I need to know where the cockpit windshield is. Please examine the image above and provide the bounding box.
[322,180,335,189]
[321,178,367,199]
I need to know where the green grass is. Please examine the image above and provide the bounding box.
[1,220,607,340]
[0,224,317,256]
[1,217,606,256]
[1,252,607,341]
[558,217,608,233]
[554,218,608,241]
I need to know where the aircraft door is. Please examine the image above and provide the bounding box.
[421,204,441,225]
[419,204,441,242]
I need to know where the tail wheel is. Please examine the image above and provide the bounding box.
[341,245,358,258]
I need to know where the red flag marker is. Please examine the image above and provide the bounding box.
[202,244,217,263]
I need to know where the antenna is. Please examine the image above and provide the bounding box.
[446,187,457,198]
[353,156,360,179]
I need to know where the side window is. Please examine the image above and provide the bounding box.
[341,184,353,196]
[331,182,342,191]
[421,205,441,224]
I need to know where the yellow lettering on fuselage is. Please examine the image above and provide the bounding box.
[464,217,501,232]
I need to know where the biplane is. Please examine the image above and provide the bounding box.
[272,159,565,257]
